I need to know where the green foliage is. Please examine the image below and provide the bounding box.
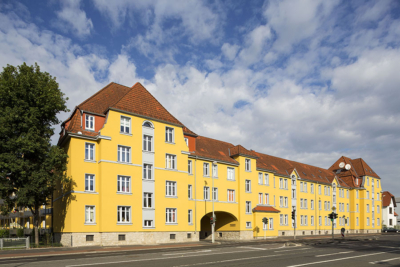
[0,229,9,238]
[0,63,70,245]
[17,228,24,237]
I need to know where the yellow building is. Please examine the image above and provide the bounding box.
[53,82,382,247]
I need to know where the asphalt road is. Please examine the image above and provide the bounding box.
[1,234,400,267]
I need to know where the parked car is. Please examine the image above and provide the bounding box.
[382,228,399,233]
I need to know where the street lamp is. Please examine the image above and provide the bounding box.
[331,206,336,240]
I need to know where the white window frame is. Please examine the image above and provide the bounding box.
[258,173,263,184]
[143,135,153,152]
[188,160,192,174]
[144,220,153,227]
[188,210,193,224]
[85,174,95,192]
[166,154,176,169]
[143,164,152,180]
[188,185,193,199]
[118,145,131,163]
[184,137,189,147]
[246,221,252,228]
[166,208,177,224]
[318,185,321,195]
[85,142,95,161]
[212,164,218,178]
[120,116,131,134]
[117,175,131,193]
[311,184,314,194]
[204,186,210,200]
[166,181,177,197]
[203,163,210,177]
[117,206,131,224]
[245,180,251,192]
[265,174,269,185]
[143,192,153,208]
[259,193,263,204]
[85,206,95,224]
[265,193,269,205]
[227,167,235,180]
[213,187,218,201]
[227,189,235,202]
[165,127,174,143]
[245,158,251,171]
[245,201,251,214]
[85,114,94,131]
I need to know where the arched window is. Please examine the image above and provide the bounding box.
[142,121,153,128]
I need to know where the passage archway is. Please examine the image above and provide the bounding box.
[200,211,239,240]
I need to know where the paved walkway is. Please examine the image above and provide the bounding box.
[0,233,381,259]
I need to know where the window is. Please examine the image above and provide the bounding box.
[204,186,210,200]
[311,216,314,226]
[117,176,130,193]
[166,208,177,223]
[245,159,251,171]
[377,180,379,188]
[284,215,288,225]
[304,199,307,209]
[356,217,359,226]
[319,200,321,210]
[263,221,268,230]
[166,181,177,197]
[367,191,369,199]
[305,215,308,225]
[227,167,235,180]
[265,174,269,185]
[86,235,94,242]
[143,135,152,152]
[311,200,314,210]
[259,193,263,204]
[356,204,359,212]
[300,215,304,225]
[258,173,263,184]
[246,201,251,213]
[184,137,189,146]
[389,207,393,214]
[85,174,95,192]
[117,206,131,223]
[144,220,153,227]
[166,154,176,169]
[228,190,235,202]
[165,127,174,143]
[367,204,369,213]
[319,216,322,226]
[280,178,283,189]
[203,163,210,176]
[300,182,303,192]
[120,116,130,133]
[245,180,251,192]
[377,193,379,200]
[367,177,369,186]
[213,188,218,200]
[377,218,380,226]
[318,185,321,195]
[212,164,218,177]
[292,189,296,198]
[85,114,94,130]
[118,145,130,162]
[85,143,95,161]
[280,214,283,225]
[356,190,359,199]
[284,179,288,189]
[188,210,193,224]
[377,205,380,213]
[347,190,349,198]
[246,222,252,228]
[269,218,273,229]
[280,197,284,207]
[284,197,288,207]
[347,203,349,212]
[143,121,152,128]
[265,193,269,204]
[85,206,95,223]
[367,217,370,226]
[304,182,307,192]
[143,164,152,180]
[311,184,314,193]
[143,193,153,208]
[188,160,192,174]
[188,185,192,199]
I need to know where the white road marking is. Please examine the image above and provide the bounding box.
[66,250,281,267]
[238,246,267,250]
[370,257,400,264]
[274,248,310,252]
[379,246,400,249]
[163,250,212,256]
[315,251,354,257]
[286,250,397,267]
[173,254,283,267]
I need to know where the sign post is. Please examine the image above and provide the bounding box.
[262,217,269,240]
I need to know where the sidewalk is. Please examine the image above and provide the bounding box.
[0,233,381,259]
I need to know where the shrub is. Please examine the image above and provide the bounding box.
[17,228,24,237]
[0,229,9,238]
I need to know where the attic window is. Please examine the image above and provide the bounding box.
[319,170,322,173]
[143,121,153,128]
[318,175,322,178]
[302,172,307,176]
[311,174,315,178]
[336,170,341,174]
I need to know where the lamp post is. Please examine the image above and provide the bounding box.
[212,161,217,244]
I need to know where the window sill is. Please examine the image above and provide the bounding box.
[84,190,96,194]
[142,178,154,182]
[166,196,178,198]
[227,179,236,182]
[165,141,175,145]
[120,132,132,136]
[203,175,210,178]
[84,223,97,225]
[166,223,178,225]
[245,170,252,173]
[245,191,252,193]
[117,192,132,195]
[117,223,133,225]
[143,207,155,210]
[142,150,155,154]
[143,226,155,229]
[245,212,252,215]
[84,159,96,163]
[246,227,252,229]
[189,223,193,226]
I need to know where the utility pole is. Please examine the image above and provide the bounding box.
[211,161,216,244]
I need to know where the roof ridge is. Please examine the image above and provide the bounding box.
[255,151,331,174]
[197,135,235,146]
[77,82,120,110]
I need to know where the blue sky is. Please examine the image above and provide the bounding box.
[1,0,400,195]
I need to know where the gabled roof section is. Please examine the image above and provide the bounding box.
[183,126,198,137]
[351,158,380,179]
[191,136,239,165]
[254,151,336,185]
[382,191,396,207]
[229,145,258,159]
[112,82,184,126]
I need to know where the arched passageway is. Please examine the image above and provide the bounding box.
[200,211,239,239]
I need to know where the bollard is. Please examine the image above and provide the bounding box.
[0,238,3,250]
[26,236,30,249]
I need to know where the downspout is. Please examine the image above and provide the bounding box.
[195,156,197,234]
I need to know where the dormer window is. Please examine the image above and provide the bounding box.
[184,137,189,146]
[85,114,94,131]
[120,116,131,134]
[245,159,251,171]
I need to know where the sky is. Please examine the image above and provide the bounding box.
[0,0,399,195]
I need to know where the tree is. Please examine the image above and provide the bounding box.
[0,63,69,246]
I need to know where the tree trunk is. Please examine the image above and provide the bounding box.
[33,204,39,247]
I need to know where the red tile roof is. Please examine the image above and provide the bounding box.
[252,206,281,213]
[191,136,239,165]
[183,126,197,137]
[382,191,397,207]
[395,212,398,216]
[230,145,258,158]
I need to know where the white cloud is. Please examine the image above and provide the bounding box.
[55,0,93,37]
[237,24,272,66]
[221,43,239,60]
